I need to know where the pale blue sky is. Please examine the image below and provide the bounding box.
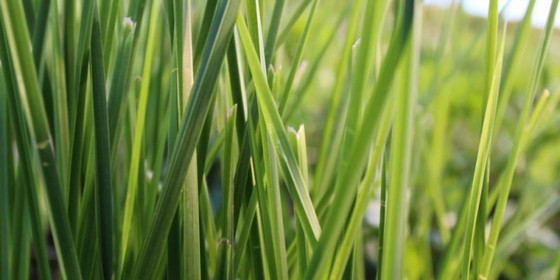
[424,0,560,28]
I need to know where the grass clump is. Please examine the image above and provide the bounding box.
[1,0,560,279]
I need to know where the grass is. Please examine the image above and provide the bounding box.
[1,0,560,279]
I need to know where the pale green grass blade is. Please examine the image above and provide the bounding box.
[380,3,421,279]
[119,0,162,271]
[480,1,559,277]
[460,6,504,278]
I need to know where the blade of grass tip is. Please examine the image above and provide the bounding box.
[91,5,114,279]
[346,0,390,130]
[380,3,421,279]
[525,90,559,140]
[0,0,83,278]
[236,16,322,242]
[305,1,414,278]
[0,61,9,280]
[119,0,162,272]
[461,15,504,280]
[480,1,559,277]
[131,0,243,277]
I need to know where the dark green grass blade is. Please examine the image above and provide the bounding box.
[91,5,114,279]
[0,50,9,280]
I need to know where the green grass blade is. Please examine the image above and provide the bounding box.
[236,16,322,242]
[379,3,421,279]
[0,0,82,278]
[277,0,319,114]
[131,0,243,277]
[0,53,9,280]
[108,18,136,147]
[460,10,505,280]
[91,5,114,279]
[480,1,560,277]
[304,1,414,277]
[119,0,162,271]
